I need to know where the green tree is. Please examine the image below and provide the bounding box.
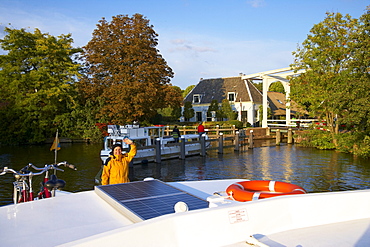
[79,14,177,125]
[269,81,285,94]
[182,101,194,121]
[221,99,237,120]
[345,6,370,132]
[253,82,262,92]
[156,86,182,122]
[290,12,359,145]
[207,99,219,120]
[171,106,182,121]
[258,104,272,122]
[0,27,81,143]
[182,85,195,98]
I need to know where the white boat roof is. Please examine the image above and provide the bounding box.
[0,179,369,247]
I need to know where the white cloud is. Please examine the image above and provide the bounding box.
[0,6,94,47]
[1,4,295,89]
[247,0,266,8]
[158,30,296,88]
[167,38,216,54]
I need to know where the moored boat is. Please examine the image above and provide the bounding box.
[100,124,208,165]
[0,178,369,246]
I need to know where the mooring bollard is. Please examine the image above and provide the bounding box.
[218,133,224,154]
[288,128,293,144]
[234,131,239,151]
[180,136,186,159]
[155,138,161,163]
[201,134,206,156]
[276,129,281,145]
[249,130,254,149]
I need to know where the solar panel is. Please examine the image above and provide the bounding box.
[95,179,209,222]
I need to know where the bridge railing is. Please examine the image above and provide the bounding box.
[267,119,318,128]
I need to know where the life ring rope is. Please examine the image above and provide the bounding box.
[226,180,306,202]
[252,192,261,201]
[269,181,276,192]
[292,188,306,193]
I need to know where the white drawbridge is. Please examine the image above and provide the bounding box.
[242,67,305,128]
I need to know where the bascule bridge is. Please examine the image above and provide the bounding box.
[241,67,305,128]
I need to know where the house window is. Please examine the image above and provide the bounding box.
[193,94,201,103]
[196,112,202,122]
[228,92,235,102]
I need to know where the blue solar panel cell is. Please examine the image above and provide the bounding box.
[96,180,209,221]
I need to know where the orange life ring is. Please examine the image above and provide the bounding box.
[226,180,306,202]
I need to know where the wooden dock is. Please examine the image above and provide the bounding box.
[130,126,299,164]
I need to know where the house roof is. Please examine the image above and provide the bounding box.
[184,77,262,104]
[267,91,304,116]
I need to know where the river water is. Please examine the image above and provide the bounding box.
[1,140,369,206]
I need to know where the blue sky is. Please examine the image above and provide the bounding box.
[0,0,368,89]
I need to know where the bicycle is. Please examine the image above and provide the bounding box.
[0,161,77,204]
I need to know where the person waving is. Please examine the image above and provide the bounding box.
[101,138,137,185]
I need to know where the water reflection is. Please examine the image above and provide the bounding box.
[1,141,370,206]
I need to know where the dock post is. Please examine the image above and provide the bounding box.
[155,138,161,163]
[276,129,281,145]
[218,133,224,154]
[266,127,271,136]
[288,128,293,144]
[200,134,206,156]
[249,130,254,149]
[234,131,239,151]
[180,136,186,159]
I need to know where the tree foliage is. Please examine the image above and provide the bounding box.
[0,27,81,143]
[182,101,194,120]
[78,14,179,125]
[290,12,360,141]
[291,8,370,156]
[207,99,219,120]
[221,99,237,120]
[253,82,262,92]
[345,6,370,132]
[182,85,195,98]
[269,81,285,94]
[156,86,182,122]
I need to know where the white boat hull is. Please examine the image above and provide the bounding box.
[0,179,369,247]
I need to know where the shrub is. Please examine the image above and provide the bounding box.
[228,120,243,129]
[296,129,335,149]
[352,135,370,158]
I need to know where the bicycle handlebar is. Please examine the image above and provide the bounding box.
[27,161,77,171]
[0,167,47,177]
[57,161,77,171]
[0,161,77,177]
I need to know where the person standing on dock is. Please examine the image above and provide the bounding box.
[197,122,205,137]
[101,138,137,185]
[172,126,181,142]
